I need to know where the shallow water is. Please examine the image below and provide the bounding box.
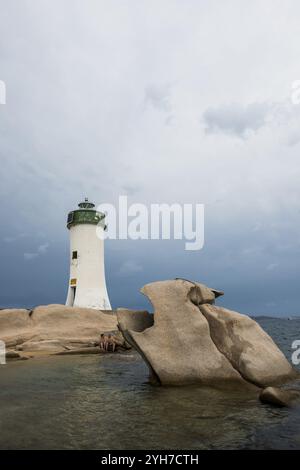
[0,318,299,449]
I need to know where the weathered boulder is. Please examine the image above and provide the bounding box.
[200,304,297,387]
[30,305,117,341]
[19,339,68,352]
[0,305,118,353]
[5,350,29,361]
[5,350,21,359]
[175,278,224,305]
[0,309,33,345]
[117,309,153,348]
[117,279,297,388]
[117,309,154,332]
[0,309,31,332]
[259,387,300,407]
[118,279,252,386]
[117,309,153,356]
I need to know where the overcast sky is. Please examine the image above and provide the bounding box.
[1,0,300,315]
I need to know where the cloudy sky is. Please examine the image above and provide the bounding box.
[1,0,300,315]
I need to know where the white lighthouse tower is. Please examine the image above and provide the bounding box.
[65,198,111,310]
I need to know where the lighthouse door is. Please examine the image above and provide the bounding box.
[70,286,76,306]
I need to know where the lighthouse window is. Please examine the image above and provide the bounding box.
[72,251,78,260]
[67,212,74,224]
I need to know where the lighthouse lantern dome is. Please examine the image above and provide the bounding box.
[67,198,106,230]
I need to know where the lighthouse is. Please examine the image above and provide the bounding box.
[65,198,111,310]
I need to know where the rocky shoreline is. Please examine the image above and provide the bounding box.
[2,279,300,408]
[0,304,127,361]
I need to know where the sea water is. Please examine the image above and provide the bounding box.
[0,318,299,450]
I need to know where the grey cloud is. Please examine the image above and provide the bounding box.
[121,185,141,196]
[144,83,172,113]
[37,243,49,254]
[1,1,300,314]
[24,252,39,261]
[266,262,279,271]
[4,233,27,243]
[23,243,49,261]
[164,115,174,126]
[286,132,300,147]
[203,102,271,138]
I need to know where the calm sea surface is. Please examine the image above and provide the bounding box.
[0,318,299,450]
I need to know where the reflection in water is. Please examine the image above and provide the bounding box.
[0,318,299,449]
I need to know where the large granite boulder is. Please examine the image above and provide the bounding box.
[199,304,297,387]
[0,305,118,352]
[19,339,68,353]
[117,309,155,374]
[30,305,117,342]
[118,279,253,387]
[174,278,224,305]
[0,309,33,346]
[117,279,297,388]
[117,309,154,332]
